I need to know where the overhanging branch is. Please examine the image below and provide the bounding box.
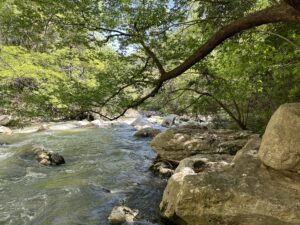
[159,2,300,82]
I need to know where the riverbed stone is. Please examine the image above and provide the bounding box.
[131,116,153,130]
[124,109,141,118]
[161,114,178,127]
[0,126,12,135]
[49,123,78,131]
[37,123,49,131]
[76,120,93,127]
[160,136,300,225]
[151,125,251,160]
[0,115,12,126]
[34,147,65,166]
[108,206,139,225]
[259,103,300,171]
[134,128,161,138]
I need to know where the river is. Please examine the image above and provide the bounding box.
[0,126,166,225]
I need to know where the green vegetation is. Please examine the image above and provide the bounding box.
[0,0,299,131]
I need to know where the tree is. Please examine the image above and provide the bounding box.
[87,0,300,119]
[0,0,299,126]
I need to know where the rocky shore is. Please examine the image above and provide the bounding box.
[1,104,300,225]
[153,103,300,225]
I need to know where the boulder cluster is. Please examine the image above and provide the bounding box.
[152,103,300,225]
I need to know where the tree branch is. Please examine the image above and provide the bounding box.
[98,81,164,120]
[95,2,300,120]
[140,41,166,75]
[159,2,300,82]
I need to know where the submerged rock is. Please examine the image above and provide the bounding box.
[134,128,161,138]
[160,136,300,225]
[108,206,139,225]
[151,125,251,161]
[34,147,65,166]
[259,103,300,171]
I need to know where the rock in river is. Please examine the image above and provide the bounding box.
[161,114,178,127]
[134,127,161,138]
[0,126,12,135]
[151,125,251,161]
[259,103,300,171]
[131,116,153,130]
[34,147,65,166]
[108,206,139,225]
[160,136,300,225]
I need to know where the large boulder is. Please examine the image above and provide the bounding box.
[0,115,12,126]
[259,103,300,171]
[160,136,300,225]
[151,125,251,160]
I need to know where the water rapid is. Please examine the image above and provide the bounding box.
[0,126,166,225]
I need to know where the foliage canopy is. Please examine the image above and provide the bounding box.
[0,0,299,130]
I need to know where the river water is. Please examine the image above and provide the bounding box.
[0,126,166,225]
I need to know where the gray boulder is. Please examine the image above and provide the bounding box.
[151,125,251,161]
[108,206,139,225]
[160,136,300,225]
[134,128,161,138]
[259,103,300,171]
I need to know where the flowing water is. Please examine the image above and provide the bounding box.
[0,126,167,225]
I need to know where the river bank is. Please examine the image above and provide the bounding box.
[2,104,299,225]
[151,103,300,225]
